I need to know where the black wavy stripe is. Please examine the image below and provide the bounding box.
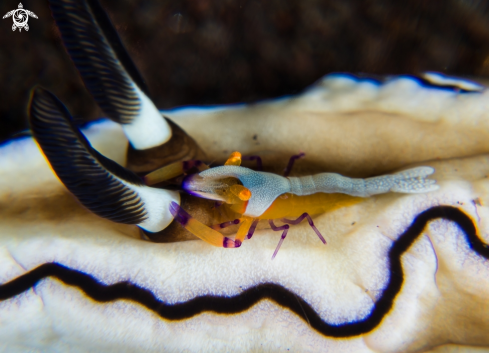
[0,206,486,337]
[401,75,481,93]
[49,0,141,124]
[29,87,147,225]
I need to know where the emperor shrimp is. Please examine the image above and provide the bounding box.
[146,152,439,259]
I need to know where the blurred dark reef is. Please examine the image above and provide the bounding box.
[2,0,489,140]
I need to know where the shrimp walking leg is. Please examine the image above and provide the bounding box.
[211,219,241,231]
[283,152,305,177]
[246,219,260,239]
[241,155,263,171]
[281,213,326,244]
[234,218,253,246]
[169,202,241,248]
[269,220,290,259]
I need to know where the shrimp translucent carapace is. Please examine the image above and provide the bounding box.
[153,151,439,259]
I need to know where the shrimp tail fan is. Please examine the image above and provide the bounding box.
[390,167,439,193]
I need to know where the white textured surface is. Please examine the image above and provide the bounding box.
[165,74,489,177]
[3,75,489,352]
[2,118,489,352]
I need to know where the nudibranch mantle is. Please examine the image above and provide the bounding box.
[2,123,489,352]
[166,73,489,178]
[3,0,489,348]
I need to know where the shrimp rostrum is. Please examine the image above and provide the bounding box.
[149,152,439,259]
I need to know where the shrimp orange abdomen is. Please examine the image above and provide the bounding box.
[259,193,365,219]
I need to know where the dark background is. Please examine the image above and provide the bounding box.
[2,0,489,141]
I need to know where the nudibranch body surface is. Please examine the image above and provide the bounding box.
[166,73,489,177]
[2,0,489,350]
[2,114,489,352]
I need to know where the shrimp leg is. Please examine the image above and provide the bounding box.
[271,213,326,259]
[211,219,241,231]
[234,217,260,243]
[241,155,263,171]
[269,220,290,259]
[283,152,305,177]
[245,219,260,239]
[169,202,241,248]
[281,213,326,244]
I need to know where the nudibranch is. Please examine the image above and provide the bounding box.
[2,0,489,352]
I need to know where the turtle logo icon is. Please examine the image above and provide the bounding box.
[3,3,38,32]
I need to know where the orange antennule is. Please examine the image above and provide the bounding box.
[230,184,251,201]
[225,151,242,166]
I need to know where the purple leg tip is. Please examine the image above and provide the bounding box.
[247,219,259,239]
[268,219,290,259]
[223,237,236,248]
[169,201,179,217]
[314,227,327,244]
[169,202,190,226]
[271,235,287,260]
